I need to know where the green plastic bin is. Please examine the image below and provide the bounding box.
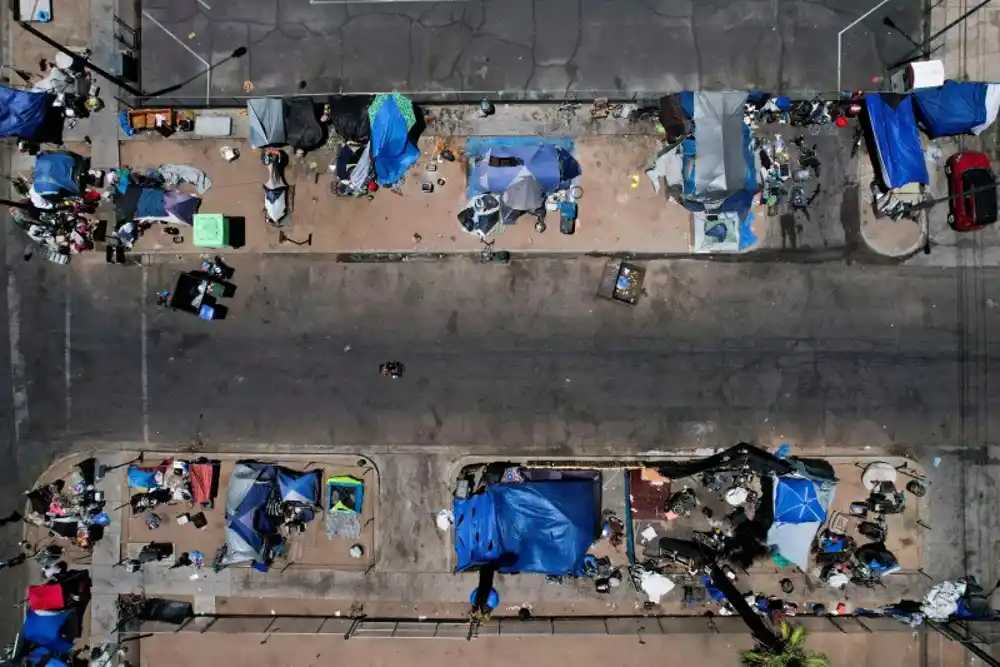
[192,214,229,249]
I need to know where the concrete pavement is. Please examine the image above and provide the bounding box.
[137,0,923,104]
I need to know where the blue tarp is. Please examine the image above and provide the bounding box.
[913,81,987,138]
[277,468,320,505]
[126,466,158,489]
[864,94,929,189]
[773,476,827,524]
[465,136,578,200]
[33,152,80,196]
[136,187,166,218]
[0,86,51,138]
[22,610,72,655]
[370,95,419,186]
[453,479,599,577]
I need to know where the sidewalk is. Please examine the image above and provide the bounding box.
[122,134,698,256]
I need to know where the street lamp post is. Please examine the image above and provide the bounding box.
[16,21,146,97]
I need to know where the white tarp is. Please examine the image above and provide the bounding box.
[247,98,285,148]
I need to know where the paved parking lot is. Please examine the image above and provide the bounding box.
[137,0,923,104]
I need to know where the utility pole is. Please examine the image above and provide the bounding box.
[16,21,146,97]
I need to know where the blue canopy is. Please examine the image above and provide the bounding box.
[277,468,320,505]
[773,476,827,524]
[864,94,929,189]
[453,479,599,577]
[370,95,419,186]
[0,86,52,138]
[913,81,987,138]
[22,610,72,655]
[472,143,568,193]
[33,152,81,196]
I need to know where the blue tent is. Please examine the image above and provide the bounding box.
[453,479,599,577]
[0,86,52,138]
[22,610,72,656]
[864,94,928,189]
[370,95,419,186]
[223,462,278,565]
[913,81,988,138]
[277,468,320,505]
[33,152,81,196]
[773,476,827,524]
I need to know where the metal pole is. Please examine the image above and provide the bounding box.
[887,0,994,71]
[16,22,146,97]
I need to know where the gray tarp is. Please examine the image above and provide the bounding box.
[247,98,286,148]
[501,170,544,211]
[692,91,749,205]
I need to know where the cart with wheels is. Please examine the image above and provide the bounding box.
[596,258,645,305]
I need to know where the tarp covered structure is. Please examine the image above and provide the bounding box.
[913,80,1000,138]
[277,468,320,505]
[247,98,286,148]
[453,479,599,577]
[163,190,200,225]
[369,92,420,186]
[33,152,82,196]
[654,91,758,216]
[223,462,278,566]
[0,86,52,138]
[863,94,929,190]
[284,98,324,152]
[766,473,837,570]
[189,462,214,506]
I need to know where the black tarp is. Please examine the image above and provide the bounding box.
[653,443,795,480]
[658,94,692,144]
[140,598,194,624]
[283,98,324,152]
[328,95,372,143]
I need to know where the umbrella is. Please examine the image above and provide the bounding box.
[368,92,416,131]
[501,170,544,211]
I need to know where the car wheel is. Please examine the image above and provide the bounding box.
[944,164,952,175]
[948,213,955,225]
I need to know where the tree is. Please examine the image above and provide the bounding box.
[741,623,831,667]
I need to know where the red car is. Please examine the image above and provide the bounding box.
[945,152,998,231]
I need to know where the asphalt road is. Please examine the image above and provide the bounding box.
[6,255,997,457]
[138,0,922,104]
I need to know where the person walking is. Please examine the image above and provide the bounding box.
[379,361,405,379]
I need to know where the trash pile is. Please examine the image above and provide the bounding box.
[24,459,111,551]
[813,461,926,591]
[645,91,864,253]
[125,457,217,538]
[9,150,107,264]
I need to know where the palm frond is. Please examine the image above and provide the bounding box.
[787,624,807,648]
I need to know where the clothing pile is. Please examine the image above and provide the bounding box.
[24,461,109,551]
